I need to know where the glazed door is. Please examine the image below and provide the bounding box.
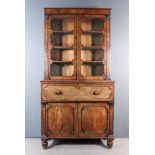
[46,103,78,137]
[46,15,77,80]
[45,14,109,80]
[77,15,108,80]
[78,103,110,137]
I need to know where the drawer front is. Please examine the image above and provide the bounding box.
[42,83,114,102]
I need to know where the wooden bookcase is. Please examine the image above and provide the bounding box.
[41,8,114,149]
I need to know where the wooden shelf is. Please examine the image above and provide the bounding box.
[83,61,104,64]
[52,46,74,50]
[52,61,73,64]
[52,30,74,34]
[82,46,104,50]
[81,30,104,34]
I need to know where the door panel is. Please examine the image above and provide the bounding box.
[78,103,109,137]
[46,103,78,137]
[47,15,77,80]
[77,15,107,80]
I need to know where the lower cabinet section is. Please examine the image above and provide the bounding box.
[44,102,110,138]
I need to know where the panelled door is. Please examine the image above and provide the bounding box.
[46,103,110,138]
[46,103,78,137]
[78,103,110,137]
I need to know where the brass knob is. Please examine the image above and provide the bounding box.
[93,90,99,95]
[55,89,62,95]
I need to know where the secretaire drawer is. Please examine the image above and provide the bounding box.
[41,82,114,102]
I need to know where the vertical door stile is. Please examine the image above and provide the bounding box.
[76,14,79,80]
[106,14,111,80]
[47,15,51,79]
[103,15,108,79]
[74,14,77,79]
[45,14,51,80]
[104,15,107,79]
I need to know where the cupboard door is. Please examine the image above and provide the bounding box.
[46,103,78,137]
[78,15,108,80]
[46,15,77,80]
[78,103,109,137]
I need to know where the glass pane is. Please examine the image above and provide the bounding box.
[81,18,104,31]
[62,65,74,76]
[51,18,62,31]
[51,34,74,46]
[92,34,103,46]
[81,34,103,46]
[51,64,74,76]
[51,18,74,31]
[51,49,74,61]
[81,64,104,76]
[92,19,104,31]
[51,49,62,61]
[62,50,74,61]
[81,50,104,61]
[81,35,92,46]
[93,50,104,61]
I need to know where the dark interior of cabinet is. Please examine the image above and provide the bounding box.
[51,34,62,46]
[51,34,74,46]
[51,49,62,61]
[92,50,104,61]
[51,18,63,31]
[92,64,104,75]
[50,64,74,76]
[92,34,103,46]
[51,64,61,76]
[51,18,74,31]
[92,19,104,31]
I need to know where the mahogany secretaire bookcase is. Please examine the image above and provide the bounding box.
[41,8,114,149]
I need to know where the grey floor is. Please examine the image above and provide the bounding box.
[25,138,129,155]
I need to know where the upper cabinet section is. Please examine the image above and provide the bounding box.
[44,8,111,80]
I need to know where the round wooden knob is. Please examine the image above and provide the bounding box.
[93,90,99,95]
[55,89,62,95]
